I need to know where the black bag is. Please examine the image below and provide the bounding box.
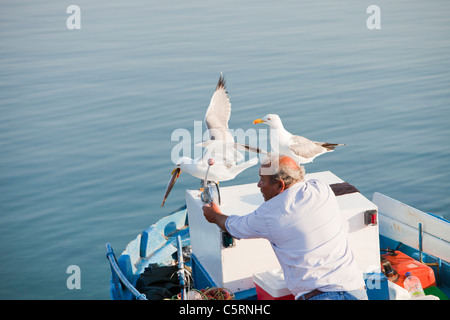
[135,264,180,300]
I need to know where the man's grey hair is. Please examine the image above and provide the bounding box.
[260,153,305,187]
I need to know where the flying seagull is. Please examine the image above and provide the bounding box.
[161,75,261,206]
[253,113,344,164]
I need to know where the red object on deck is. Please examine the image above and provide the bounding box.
[253,269,295,300]
[254,283,295,300]
[382,251,436,289]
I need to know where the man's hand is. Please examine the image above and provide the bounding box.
[202,202,228,232]
[202,202,221,223]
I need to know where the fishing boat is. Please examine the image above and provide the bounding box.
[105,170,450,301]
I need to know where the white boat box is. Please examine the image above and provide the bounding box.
[187,171,381,293]
[314,171,381,274]
[187,181,281,293]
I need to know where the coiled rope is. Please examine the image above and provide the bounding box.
[172,287,235,300]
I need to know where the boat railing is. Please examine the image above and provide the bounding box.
[105,243,147,300]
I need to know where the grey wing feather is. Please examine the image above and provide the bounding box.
[234,142,267,154]
[289,135,327,158]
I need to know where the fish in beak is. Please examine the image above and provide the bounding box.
[161,167,181,207]
[253,119,266,124]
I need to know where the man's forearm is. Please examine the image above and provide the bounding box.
[213,213,229,232]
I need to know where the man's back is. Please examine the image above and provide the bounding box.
[264,179,342,250]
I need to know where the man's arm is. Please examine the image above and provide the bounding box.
[202,202,229,232]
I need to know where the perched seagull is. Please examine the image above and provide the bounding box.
[161,75,261,207]
[253,113,344,164]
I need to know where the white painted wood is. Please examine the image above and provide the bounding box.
[373,192,450,262]
[373,192,450,242]
[378,213,450,262]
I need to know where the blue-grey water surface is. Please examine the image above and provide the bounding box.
[0,0,449,299]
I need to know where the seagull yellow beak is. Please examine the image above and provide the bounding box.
[171,167,181,178]
[253,119,265,124]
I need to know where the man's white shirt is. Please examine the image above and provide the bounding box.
[225,179,365,299]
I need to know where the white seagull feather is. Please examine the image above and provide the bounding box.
[253,113,344,164]
[161,75,260,206]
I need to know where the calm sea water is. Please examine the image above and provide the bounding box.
[0,0,449,299]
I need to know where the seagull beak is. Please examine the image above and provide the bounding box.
[171,167,181,178]
[253,119,266,124]
[161,168,181,207]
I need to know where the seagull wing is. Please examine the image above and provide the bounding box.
[204,75,234,142]
[288,135,328,159]
[234,142,267,155]
[200,140,244,164]
[227,157,259,177]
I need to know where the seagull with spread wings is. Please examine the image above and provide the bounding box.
[161,75,261,206]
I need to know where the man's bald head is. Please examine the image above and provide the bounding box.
[279,155,300,170]
[260,154,305,188]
